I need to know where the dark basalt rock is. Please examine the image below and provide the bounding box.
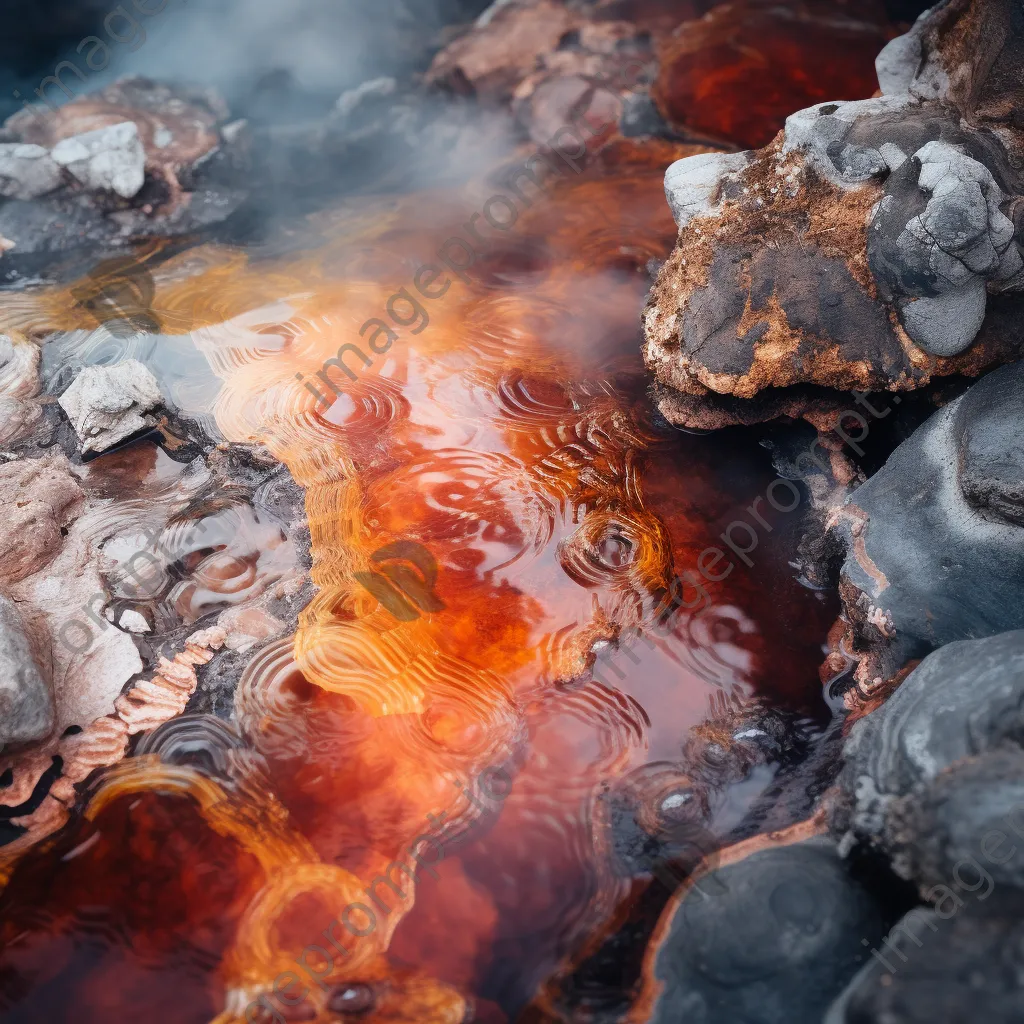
[834,630,1024,854]
[831,363,1024,684]
[640,838,891,1024]
[825,893,1024,1024]
[886,747,1024,895]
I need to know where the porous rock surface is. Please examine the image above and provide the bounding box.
[0,143,61,201]
[58,359,164,453]
[830,361,1024,684]
[50,122,146,200]
[644,0,1024,428]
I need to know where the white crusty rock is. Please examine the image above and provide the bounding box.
[0,592,53,750]
[51,122,146,199]
[58,359,164,453]
[0,143,62,200]
[663,151,750,229]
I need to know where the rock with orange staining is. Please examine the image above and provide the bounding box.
[6,76,227,200]
[652,1,891,149]
[644,0,1024,430]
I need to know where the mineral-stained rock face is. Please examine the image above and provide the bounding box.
[644,0,1024,429]
[831,361,1024,685]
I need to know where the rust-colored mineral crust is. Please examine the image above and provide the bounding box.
[643,0,1024,429]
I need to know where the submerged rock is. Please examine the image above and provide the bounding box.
[643,0,1024,428]
[831,362,1024,685]
[638,836,890,1024]
[58,359,164,453]
[0,593,53,750]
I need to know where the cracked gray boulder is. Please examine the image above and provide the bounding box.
[830,361,1024,687]
[644,0,1024,430]
[0,592,53,751]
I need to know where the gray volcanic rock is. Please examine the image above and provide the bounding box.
[835,631,1024,853]
[641,838,889,1024]
[831,362,1024,683]
[643,0,1024,429]
[825,894,1024,1024]
[0,592,53,750]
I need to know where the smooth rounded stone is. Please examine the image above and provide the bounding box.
[58,359,164,454]
[825,893,1024,1024]
[897,276,988,356]
[0,143,62,201]
[834,363,1024,677]
[836,631,1024,843]
[886,748,1024,893]
[641,838,888,1024]
[51,122,146,199]
[0,592,54,750]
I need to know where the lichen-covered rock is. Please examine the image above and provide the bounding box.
[831,362,1024,685]
[834,630,1024,853]
[638,837,890,1024]
[58,359,164,453]
[644,0,1024,429]
[0,593,53,750]
[50,121,146,199]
